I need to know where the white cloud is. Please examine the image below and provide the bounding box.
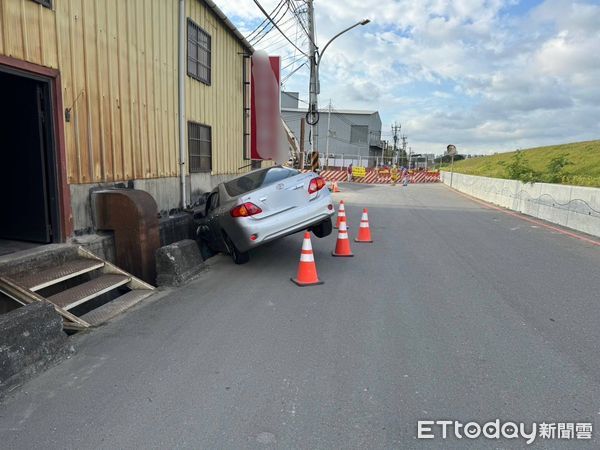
[217,0,600,154]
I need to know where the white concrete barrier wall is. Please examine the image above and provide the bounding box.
[441,172,600,238]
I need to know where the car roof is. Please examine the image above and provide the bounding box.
[219,165,299,199]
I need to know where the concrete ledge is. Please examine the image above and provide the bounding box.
[0,244,79,278]
[155,240,204,287]
[0,302,72,399]
[159,213,194,247]
[441,172,600,238]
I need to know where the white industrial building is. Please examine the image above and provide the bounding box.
[281,92,383,167]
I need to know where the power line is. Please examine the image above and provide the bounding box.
[281,55,305,70]
[280,18,306,82]
[280,51,305,62]
[283,15,303,74]
[246,0,287,41]
[251,14,298,46]
[248,0,288,39]
[254,20,304,56]
[281,62,308,84]
[252,0,308,56]
[250,3,291,45]
[253,25,298,51]
[287,0,315,47]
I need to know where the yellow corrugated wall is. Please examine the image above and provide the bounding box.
[0,0,254,184]
[186,1,251,176]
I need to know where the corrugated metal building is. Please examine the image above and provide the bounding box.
[281,93,383,167]
[0,0,255,242]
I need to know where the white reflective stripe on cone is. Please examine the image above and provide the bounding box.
[360,221,369,228]
[361,213,368,220]
[339,232,349,239]
[300,253,315,262]
[301,238,313,251]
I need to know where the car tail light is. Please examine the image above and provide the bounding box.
[308,176,326,194]
[231,202,262,218]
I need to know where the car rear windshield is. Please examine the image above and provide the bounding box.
[224,166,300,197]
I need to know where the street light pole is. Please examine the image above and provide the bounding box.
[306,2,369,160]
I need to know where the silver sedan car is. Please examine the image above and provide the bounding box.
[195,166,334,264]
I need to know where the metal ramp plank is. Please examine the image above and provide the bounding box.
[1,246,155,329]
[0,276,91,328]
[12,258,105,291]
[78,289,154,326]
[47,274,130,311]
[77,247,155,290]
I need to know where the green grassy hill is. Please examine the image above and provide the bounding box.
[448,140,600,187]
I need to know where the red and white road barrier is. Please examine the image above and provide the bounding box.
[410,171,441,183]
[319,170,347,182]
[304,169,441,184]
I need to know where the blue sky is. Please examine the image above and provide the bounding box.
[218,0,600,155]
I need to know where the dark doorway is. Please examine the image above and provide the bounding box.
[0,69,59,244]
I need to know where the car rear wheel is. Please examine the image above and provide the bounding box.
[312,217,333,238]
[224,234,250,265]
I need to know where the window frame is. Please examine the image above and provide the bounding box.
[187,18,212,85]
[188,121,212,173]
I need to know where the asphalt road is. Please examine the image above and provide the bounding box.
[1,183,599,449]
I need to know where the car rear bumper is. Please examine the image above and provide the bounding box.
[228,193,334,252]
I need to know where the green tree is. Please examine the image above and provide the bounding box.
[543,155,572,183]
[504,151,539,183]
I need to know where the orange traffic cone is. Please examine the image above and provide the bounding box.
[332,181,341,193]
[334,201,349,229]
[332,220,354,257]
[355,208,373,243]
[291,232,324,286]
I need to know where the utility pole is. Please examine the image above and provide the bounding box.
[325,99,331,169]
[305,5,369,163]
[401,135,408,168]
[307,0,319,156]
[391,122,401,165]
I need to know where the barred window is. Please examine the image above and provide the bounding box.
[187,19,211,85]
[188,122,212,173]
[32,0,52,8]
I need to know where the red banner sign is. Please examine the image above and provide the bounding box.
[250,52,282,161]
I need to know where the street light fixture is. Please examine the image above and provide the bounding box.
[317,19,371,67]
